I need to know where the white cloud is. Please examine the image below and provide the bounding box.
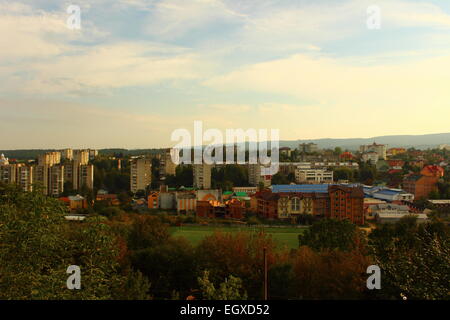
[204,52,450,111]
[0,1,211,95]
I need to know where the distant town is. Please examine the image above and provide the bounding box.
[1,141,449,226]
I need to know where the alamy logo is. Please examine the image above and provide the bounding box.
[366,265,381,290]
[367,5,381,30]
[66,5,81,30]
[170,121,280,175]
[66,265,81,290]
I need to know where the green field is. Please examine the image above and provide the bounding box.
[170,225,307,249]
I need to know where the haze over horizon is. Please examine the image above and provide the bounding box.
[2,0,450,149]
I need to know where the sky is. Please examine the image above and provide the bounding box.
[1,0,450,149]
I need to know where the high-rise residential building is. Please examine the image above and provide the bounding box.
[49,165,64,197]
[1,150,93,197]
[130,158,152,193]
[78,164,94,190]
[1,163,34,192]
[17,164,33,192]
[73,150,89,165]
[38,152,61,166]
[33,165,50,194]
[248,163,271,188]
[70,163,94,190]
[0,163,17,184]
[360,142,387,160]
[61,148,73,161]
[88,149,98,160]
[159,148,177,178]
[193,164,211,189]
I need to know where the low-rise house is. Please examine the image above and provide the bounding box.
[96,193,120,206]
[196,198,245,219]
[59,194,87,211]
[176,192,196,214]
[374,212,428,224]
[147,191,159,209]
[363,186,414,202]
[421,165,445,178]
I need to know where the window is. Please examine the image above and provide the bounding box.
[291,197,300,211]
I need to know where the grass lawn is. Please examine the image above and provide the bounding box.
[170,225,307,249]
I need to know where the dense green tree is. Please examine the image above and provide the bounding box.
[369,218,450,300]
[298,219,366,252]
[198,270,248,300]
[0,183,149,299]
[130,238,197,299]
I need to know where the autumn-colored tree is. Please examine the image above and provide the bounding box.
[195,231,285,299]
[291,246,371,300]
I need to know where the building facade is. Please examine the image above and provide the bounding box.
[193,164,212,189]
[130,157,152,193]
[254,184,365,225]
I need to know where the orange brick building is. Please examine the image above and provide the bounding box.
[196,198,245,219]
[403,174,439,199]
[254,185,365,225]
[328,185,365,225]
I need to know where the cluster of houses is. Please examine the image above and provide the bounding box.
[57,180,435,226]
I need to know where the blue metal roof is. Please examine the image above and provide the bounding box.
[375,189,403,195]
[271,184,331,193]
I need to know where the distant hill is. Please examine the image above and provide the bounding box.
[279,132,450,151]
[1,132,449,160]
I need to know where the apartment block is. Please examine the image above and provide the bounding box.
[77,164,94,190]
[33,165,50,194]
[49,165,64,197]
[0,164,17,184]
[295,168,333,184]
[38,152,61,166]
[17,164,33,192]
[130,158,152,193]
[299,143,319,153]
[193,164,212,189]
[360,142,387,160]
[248,163,272,188]
[61,148,73,161]
[73,149,90,165]
[160,148,177,177]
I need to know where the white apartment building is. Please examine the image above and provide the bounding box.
[360,142,387,160]
[361,152,379,164]
[294,168,334,184]
[130,158,152,193]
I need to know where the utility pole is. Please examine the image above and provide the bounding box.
[263,246,268,300]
